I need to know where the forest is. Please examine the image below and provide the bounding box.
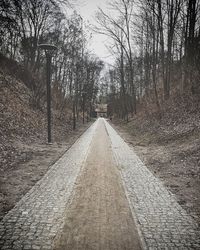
[0,1,200,249]
[95,0,200,121]
[0,0,104,129]
[1,0,200,121]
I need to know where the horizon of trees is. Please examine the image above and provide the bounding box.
[95,0,200,121]
[1,0,200,123]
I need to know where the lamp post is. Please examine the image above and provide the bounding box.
[89,100,92,121]
[38,44,57,143]
[82,91,87,124]
[73,95,76,130]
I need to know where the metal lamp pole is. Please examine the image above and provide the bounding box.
[89,100,92,121]
[38,44,57,144]
[82,91,87,124]
[73,95,76,130]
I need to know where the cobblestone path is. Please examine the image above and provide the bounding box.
[1,118,200,250]
[54,118,141,250]
[0,121,98,250]
[104,120,200,249]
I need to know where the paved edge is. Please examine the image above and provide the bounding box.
[104,119,200,249]
[104,120,147,250]
[0,121,95,224]
[52,121,98,245]
[0,120,98,250]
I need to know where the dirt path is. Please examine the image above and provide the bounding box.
[54,119,142,250]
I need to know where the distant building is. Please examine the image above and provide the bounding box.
[95,104,107,118]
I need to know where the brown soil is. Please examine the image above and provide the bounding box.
[54,119,142,250]
[112,116,200,225]
[0,122,93,220]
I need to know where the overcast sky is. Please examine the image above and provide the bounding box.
[76,0,115,65]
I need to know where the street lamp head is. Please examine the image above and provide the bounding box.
[38,44,57,51]
[38,44,57,57]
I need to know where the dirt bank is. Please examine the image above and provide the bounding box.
[112,117,200,225]
[0,121,93,220]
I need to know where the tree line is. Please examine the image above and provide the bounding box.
[95,0,200,120]
[0,0,104,128]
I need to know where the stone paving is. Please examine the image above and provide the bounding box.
[104,120,200,250]
[1,118,200,250]
[0,121,97,250]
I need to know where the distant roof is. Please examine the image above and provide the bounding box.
[95,104,107,113]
